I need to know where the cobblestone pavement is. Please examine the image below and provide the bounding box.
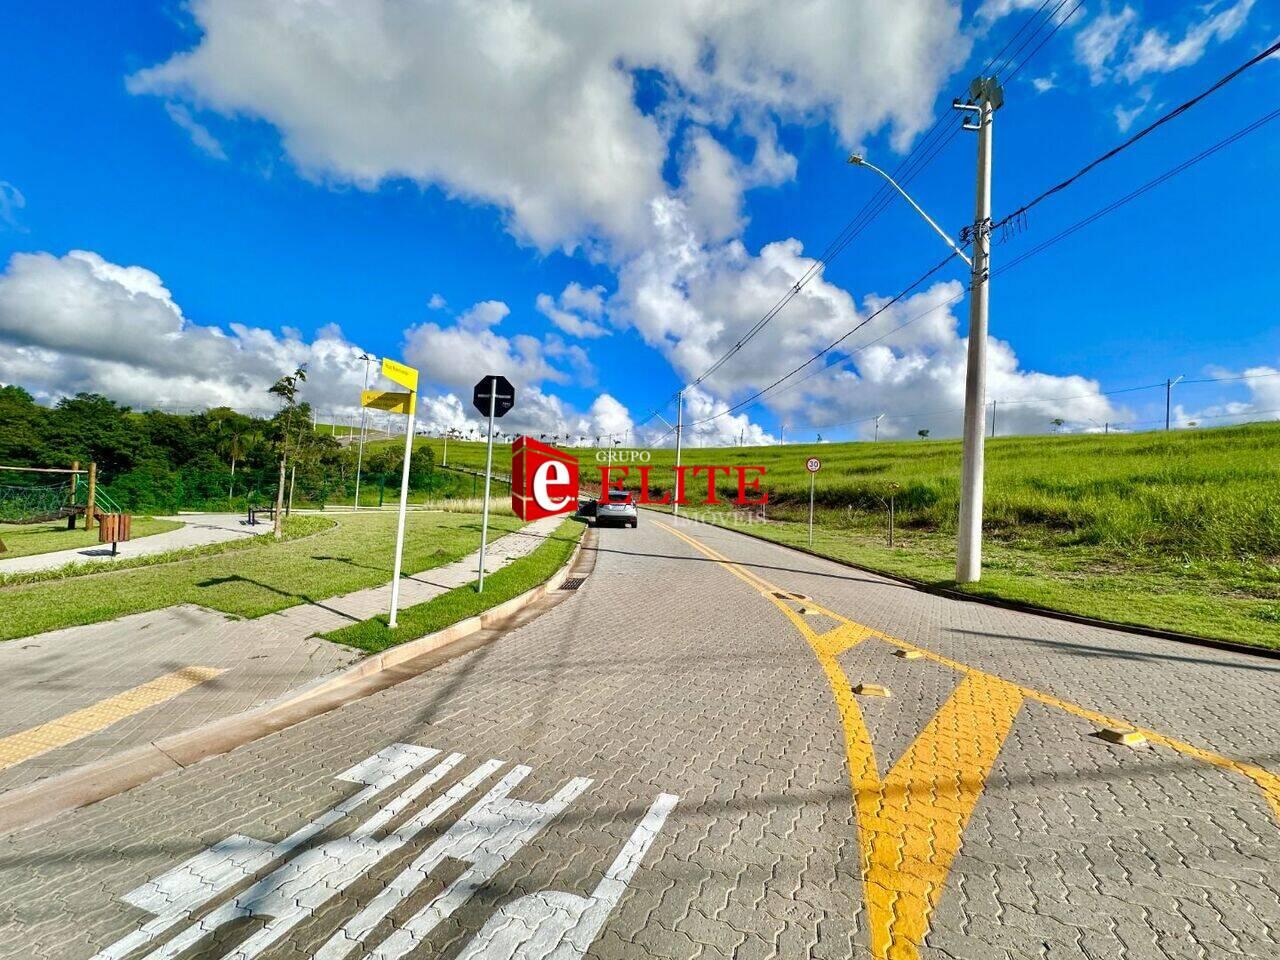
[0,514,267,575]
[0,513,1276,959]
[0,516,562,793]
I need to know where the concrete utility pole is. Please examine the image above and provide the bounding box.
[1165,376,1183,430]
[354,353,374,510]
[990,400,997,438]
[847,78,998,583]
[954,76,1002,584]
[674,389,684,517]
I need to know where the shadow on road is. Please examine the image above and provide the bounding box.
[195,575,361,623]
[949,628,1280,674]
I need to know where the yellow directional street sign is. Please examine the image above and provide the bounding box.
[361,390,415,415]
[381,357,419,392]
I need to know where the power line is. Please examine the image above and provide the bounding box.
[1001,0,1086,84]
[996,105,1280,275]
[765,107,1280,431]
[667,4,1086,429]
[685,251,962,428]
[680,0,1072,392]
[993,36,1280,232]
[786,370,1280,435]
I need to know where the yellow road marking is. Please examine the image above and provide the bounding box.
[653,519,1280,958]
[857,672,1023,958]
[0,666,224,771]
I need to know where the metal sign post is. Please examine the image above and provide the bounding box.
[473,374,516,592]
[805,456,821,548]
[380,358,419,629]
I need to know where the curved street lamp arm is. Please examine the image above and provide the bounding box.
[847,155,973,267]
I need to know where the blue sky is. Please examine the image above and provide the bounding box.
[1,1,1277,444]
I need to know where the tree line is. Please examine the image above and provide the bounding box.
[0,384,448,514]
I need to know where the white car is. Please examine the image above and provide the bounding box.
[595,489,638,528]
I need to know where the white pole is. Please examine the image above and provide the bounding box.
[443,430,449,466]
[354,355,372,510]
[477,378,498,592]
[673,388,684,517]
[808,471,815,547]
[387,397,416,628]
[956,83,996,585]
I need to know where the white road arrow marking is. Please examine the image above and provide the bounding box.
[453,792,680,960]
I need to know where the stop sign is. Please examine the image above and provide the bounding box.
[473,375,516,418]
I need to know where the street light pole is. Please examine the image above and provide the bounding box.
[954,76,1002,584]
[874,413,884,442]
[353,353,374,510]
[846,77,1000,584]
[673,388,684,517]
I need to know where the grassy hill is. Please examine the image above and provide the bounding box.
[387,423,1280,648]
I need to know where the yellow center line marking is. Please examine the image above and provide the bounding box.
[653,519,1280,958]
[0,666,225,771]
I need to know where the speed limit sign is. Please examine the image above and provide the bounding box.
[805,456,822,473]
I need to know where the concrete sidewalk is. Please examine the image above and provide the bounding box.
[0,515,566,794]
[0,512,266,575]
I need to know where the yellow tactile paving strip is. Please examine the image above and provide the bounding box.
[654,519,1280,960]
[0,666,224,771]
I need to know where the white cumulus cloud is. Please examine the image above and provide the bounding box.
[128,0,968,256]
[0,249,633,444]
[535,283,610,339]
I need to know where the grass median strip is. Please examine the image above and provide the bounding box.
[0,511,525,642]
[0,517,182,561]
[322,519,584,654]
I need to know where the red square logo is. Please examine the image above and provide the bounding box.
[511,436,580,521]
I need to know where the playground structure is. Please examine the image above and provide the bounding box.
[0,463,126,552]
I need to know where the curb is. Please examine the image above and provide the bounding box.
[0,527,592,838]
[652,509,1280,661]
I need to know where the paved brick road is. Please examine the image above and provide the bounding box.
[0,514,1276,959]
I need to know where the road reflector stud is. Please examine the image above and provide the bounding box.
[798,606,820,616]
[894,649,923,659]
[853,683,892,698]
[1095,727,1147,747]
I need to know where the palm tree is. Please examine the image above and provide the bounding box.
[227,428,258,501]
[267,366,307,537]
[917,429,930,440]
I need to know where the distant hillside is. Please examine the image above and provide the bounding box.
[387,423,1280,647]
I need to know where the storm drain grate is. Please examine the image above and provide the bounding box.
[559,577,587,591]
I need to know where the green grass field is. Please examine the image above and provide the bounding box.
[0,517,181,560]
[323,518,584,653]
[0,510,524,642]
[400,424,1280,648]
